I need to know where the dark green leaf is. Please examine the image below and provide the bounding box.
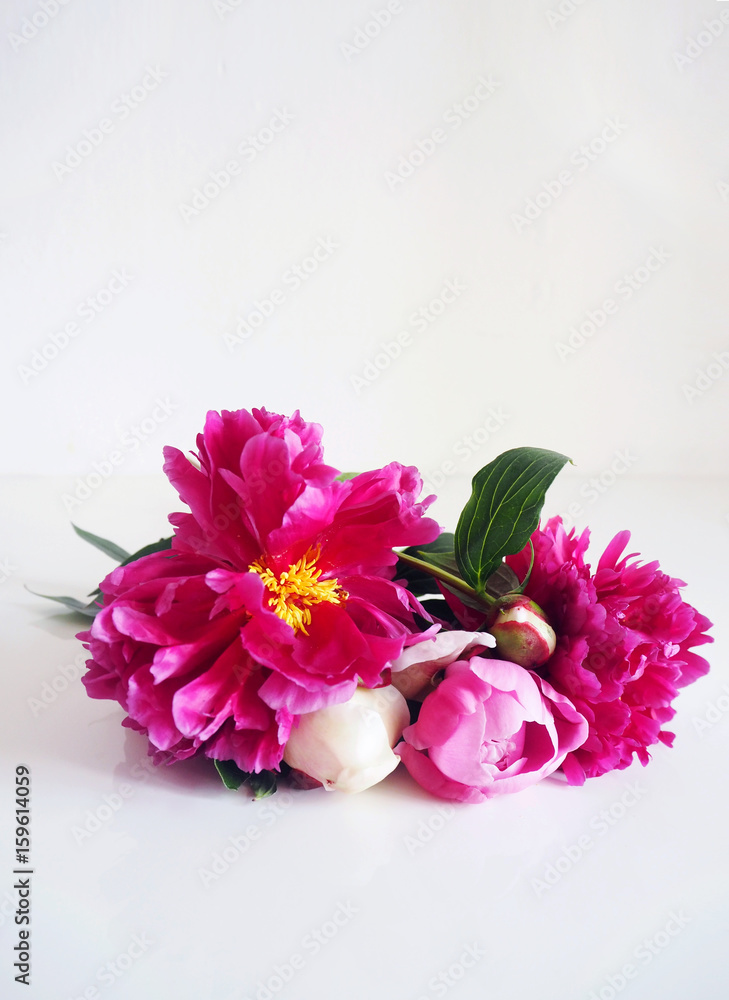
[118,537,173,568]
[247,771,278,799]
[214,759,249,790]
[417,548,459,574]
[34,531,174,621]
[483,563,521,599]
[72,524,130,562]
[213,761,278,798]
[455,448,570,592]
[414,533,455,556]
[26,588,102,617]
[439,582,491,614]
[395,534,455,597]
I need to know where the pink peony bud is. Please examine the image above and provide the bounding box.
[486,595,556,668]
[390,630,495,700]
[283,686,410,793]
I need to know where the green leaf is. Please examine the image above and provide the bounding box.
[72,524,130,562]
[213,761,278,798]
[33,531,174,620]
[483,563,521,599]
[81,539,171,596]
[335,472,360,481]
[415,533,455,556]
[214,759,249,790]
[417,548,459,575]
[247,771,278,799]
[395,533,456,597]
[117,537,173,568]
[396,543,490,605]
[26,588,102,617]
[439,582,491,614]
[455,448,570,593]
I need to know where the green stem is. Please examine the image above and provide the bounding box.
[396,551,495,607]
[515,538,535,594]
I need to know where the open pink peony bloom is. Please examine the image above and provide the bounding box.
[395,649,588,802]
[502,517,713,783]
[79,407,440,773]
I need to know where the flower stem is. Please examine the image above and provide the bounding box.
[395,551,495,607]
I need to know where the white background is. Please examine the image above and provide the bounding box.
[1,1,728,998]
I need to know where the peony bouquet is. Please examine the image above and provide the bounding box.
[42,406,712,802]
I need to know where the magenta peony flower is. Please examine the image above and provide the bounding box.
[503,517,713,783]
[79,407,440,772]
[394,646,588,802]
[80,548,292,771]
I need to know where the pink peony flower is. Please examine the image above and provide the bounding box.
[394,646,588,802]
[79,407,440,773]
[503,517,713,783]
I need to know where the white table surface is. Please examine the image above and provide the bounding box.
[1,472,727,1000]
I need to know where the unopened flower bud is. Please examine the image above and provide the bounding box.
[390,630,495,700]
[283,686,410,793]
[487,595,556,668]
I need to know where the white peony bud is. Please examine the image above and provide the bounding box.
[283,686,410,793]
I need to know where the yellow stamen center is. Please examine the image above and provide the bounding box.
[248,546,347,635]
